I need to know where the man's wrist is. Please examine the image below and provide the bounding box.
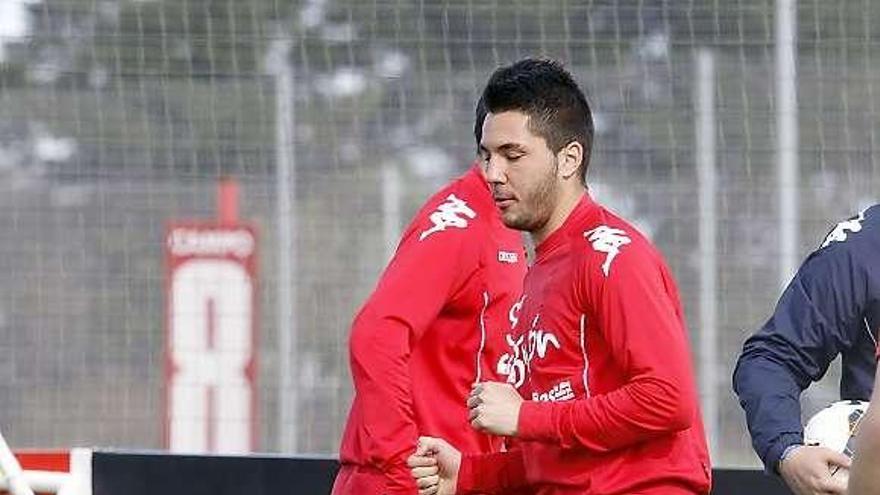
[776,443,803,473]
[763,433,805,475]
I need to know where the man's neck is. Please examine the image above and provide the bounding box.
[531,185,587,246]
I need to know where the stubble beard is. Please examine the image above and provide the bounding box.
[502,160,558,234]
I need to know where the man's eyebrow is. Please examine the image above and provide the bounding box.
[479,143,528,154]
[498,143,527,153]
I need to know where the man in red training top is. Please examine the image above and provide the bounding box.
[332,103,528,494]
[849,345,880,495]
[408,58,711,495]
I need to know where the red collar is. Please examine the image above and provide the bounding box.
[534,193,599,262]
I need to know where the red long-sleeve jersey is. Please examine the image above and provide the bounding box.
[333,165,527,495]
[457,193,711,495]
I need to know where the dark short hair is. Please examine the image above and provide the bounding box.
[474,95,487,146]
[480,58,594,181]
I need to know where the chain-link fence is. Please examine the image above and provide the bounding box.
[0,0,878,467]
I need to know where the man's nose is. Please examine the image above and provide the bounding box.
[485,156,506,183]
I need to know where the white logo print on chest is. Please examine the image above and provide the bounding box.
[585,225,631,276]
[508,295,525,329]
[496,311,560,389]
[526,315,561,360]
[497,296,526,387]
[419,194,477,241]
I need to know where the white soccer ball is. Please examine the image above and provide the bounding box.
[803,399,870,483]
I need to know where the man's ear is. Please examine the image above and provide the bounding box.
[557,141,583,180]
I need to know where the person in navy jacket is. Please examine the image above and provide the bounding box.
[733,205,880,495]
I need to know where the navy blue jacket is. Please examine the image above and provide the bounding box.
[733,205,880,473]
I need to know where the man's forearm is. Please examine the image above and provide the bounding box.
[733,354,807,471]
[843,414,880,495]
[455,450,528,494]
[848,366,880,495]
[349,313,420,492]
[516,372,695,453]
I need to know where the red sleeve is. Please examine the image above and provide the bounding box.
[455,449,530,495]
[348,201,481,494]
[516,240,698,451]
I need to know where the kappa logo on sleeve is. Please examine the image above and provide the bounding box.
[419,194,477,241]
[821,209,866,248]
[584,225,632,276]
